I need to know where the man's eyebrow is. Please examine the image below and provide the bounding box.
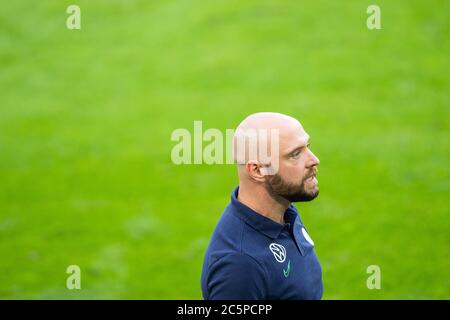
[286,138,310,155]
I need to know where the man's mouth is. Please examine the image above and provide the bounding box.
[305,170,317,182]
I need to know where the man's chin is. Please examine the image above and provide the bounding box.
[290,189,319,202]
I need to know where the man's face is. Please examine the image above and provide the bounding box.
[266,124,320,202]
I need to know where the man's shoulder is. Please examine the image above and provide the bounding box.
[205,204,267,263]
[211,204,268,245]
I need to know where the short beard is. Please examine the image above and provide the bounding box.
[266,172,319,203]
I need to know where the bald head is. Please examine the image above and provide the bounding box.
[233,112,308,175]
[236,112,302,133]
[233,112,320,203]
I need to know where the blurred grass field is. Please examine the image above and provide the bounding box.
[0,0,449,299]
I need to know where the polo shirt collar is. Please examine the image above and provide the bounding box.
[230,186,299,239]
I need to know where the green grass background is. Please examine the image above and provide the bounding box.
[0,0,449,299]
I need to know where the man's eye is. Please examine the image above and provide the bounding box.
[292,151,301,158]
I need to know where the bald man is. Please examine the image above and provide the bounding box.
[201,112,323,300]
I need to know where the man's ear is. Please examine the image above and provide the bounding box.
[245,161,266,182]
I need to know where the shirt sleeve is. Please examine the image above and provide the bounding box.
[205,253,267,300]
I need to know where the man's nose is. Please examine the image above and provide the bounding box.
[308,150,320,167]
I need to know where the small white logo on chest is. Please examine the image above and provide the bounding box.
[269,243,286,263]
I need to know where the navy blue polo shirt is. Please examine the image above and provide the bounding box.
[201,187,323,300]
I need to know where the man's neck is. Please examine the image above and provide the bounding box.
[237,185,290,224]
